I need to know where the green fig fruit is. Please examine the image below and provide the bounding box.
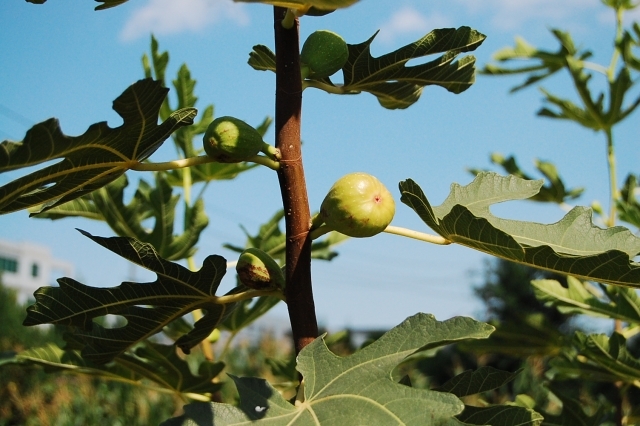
[236,248,285,290]
[203,116,264,163]
[320,172,395,238]
[300,30,348,79]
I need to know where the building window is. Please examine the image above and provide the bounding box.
[0,256,18,273]
[31,263,39,278]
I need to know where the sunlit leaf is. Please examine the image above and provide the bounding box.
[532,276,640,324]
[481,30,590,92]
[163,314,495,425]
[572,331,640,384]
[0,340,224,398]
[23,230,236,364]
[0,79,196,215]
[400,172,640,287]
[617,173,640,229]
[468,153,583,204]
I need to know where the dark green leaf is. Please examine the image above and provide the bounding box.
[252,28,486,109]
[31,173,209,261]
[462,314,566,357]
[540,386,604,426]
[248,45,276,72]
[23,231,235,364]
[220,294,281,333]
[436,366,521,397]
[164,314,495,425]
[457,405,543,426]
[0,79,196,215]
[400,172,640,287]
[95,0,130,10]
[339,27,485,109]
[235,0,357,10]
[0,340,224,397]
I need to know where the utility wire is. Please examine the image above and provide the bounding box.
[0,103,35,141]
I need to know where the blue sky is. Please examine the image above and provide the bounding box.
[1,0,639,329]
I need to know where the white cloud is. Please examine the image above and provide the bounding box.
[378,7,451,44]
[120,0,249,41]
[457,0,600,31]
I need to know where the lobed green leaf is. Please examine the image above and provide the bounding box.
[532,276,640,324]
[23,230,235,364]
[0,79,196,215]
[164,313,495,425]
[0,340,224,398]
[400,172,640,288]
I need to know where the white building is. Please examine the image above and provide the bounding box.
[0,239,74,302]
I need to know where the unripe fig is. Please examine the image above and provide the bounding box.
[203,116,264,163]
[300,30,349,79]
[236,248,285,290]
[320,172,395,238]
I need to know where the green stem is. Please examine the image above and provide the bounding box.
[309,224,332,240]
[130,155,215,171]
[281,8,296,29]
[261,142,282,160]
[303,80,352,95]
[605,128,619,228]
[608,6,624,82]
[214,289,286,305]
[247,154,281,170]
[309,224,451,245]
[130,154,280,171]
[383,225,451,245]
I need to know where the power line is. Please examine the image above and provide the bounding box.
[0,103,34,127]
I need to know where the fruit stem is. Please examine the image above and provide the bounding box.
[309,212,325,229]
[214,289,286,305]
[129,155,214,171]
[261,141,282,160]
[383,225,451,245]
[281,8,296,29]
[247,154,281,170]
[309,224,332,240]
[303,80,352,95]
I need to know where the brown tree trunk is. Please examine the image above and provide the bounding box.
[273,7,319,355]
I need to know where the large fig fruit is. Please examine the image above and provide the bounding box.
[203,116,264,163]
[320,172,395,238]
[300,30,348,79]
[236,248,285,290]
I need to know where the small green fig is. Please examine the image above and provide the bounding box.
[300,30,348,79]
[320,172,395,238]
[203,116,264,163]
[236,248,285,290]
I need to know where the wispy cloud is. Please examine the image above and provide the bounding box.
[120,0,249,41]
[378,7,451,44]
[457,0,600,31]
